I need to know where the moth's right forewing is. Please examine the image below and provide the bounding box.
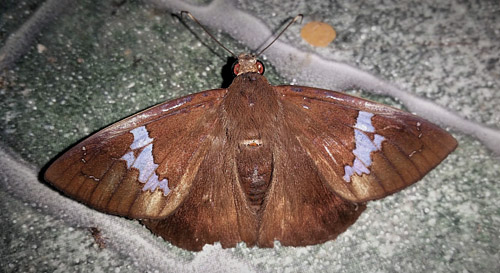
[275,85,457,203]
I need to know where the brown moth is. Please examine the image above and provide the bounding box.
[45,16,457,251]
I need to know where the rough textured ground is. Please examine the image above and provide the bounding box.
[1,0,499,272]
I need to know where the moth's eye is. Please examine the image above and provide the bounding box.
[256,60,265,75]
[232,63,240,76]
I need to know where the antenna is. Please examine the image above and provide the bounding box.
[181,12,303,57]
[256,14,303,57]
[181,11,236,57]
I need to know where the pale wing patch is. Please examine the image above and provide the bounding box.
[354,111,376,132]
[343,111,386,182]
[130,126,153,149]
[120,126,170,195]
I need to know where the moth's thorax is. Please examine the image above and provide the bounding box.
[223,72,280,136]
[222,72,281,212]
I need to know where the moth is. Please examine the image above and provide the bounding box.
[45,15,457,251]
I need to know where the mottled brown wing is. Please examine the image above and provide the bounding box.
[143,120,367,251]
[45,89,227,219]
[257,128,367,247]
[142,123,258,251]
[274,85,457,203]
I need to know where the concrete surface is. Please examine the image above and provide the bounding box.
[1,0,499,272]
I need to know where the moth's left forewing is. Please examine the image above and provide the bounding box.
[275,85,457,202]
[45,89,227,219]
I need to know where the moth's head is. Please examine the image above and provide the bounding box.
[232,53,265,76]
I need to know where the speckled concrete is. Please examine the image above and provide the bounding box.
[1,0,499,272]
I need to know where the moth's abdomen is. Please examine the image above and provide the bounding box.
[236,140,273,212]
